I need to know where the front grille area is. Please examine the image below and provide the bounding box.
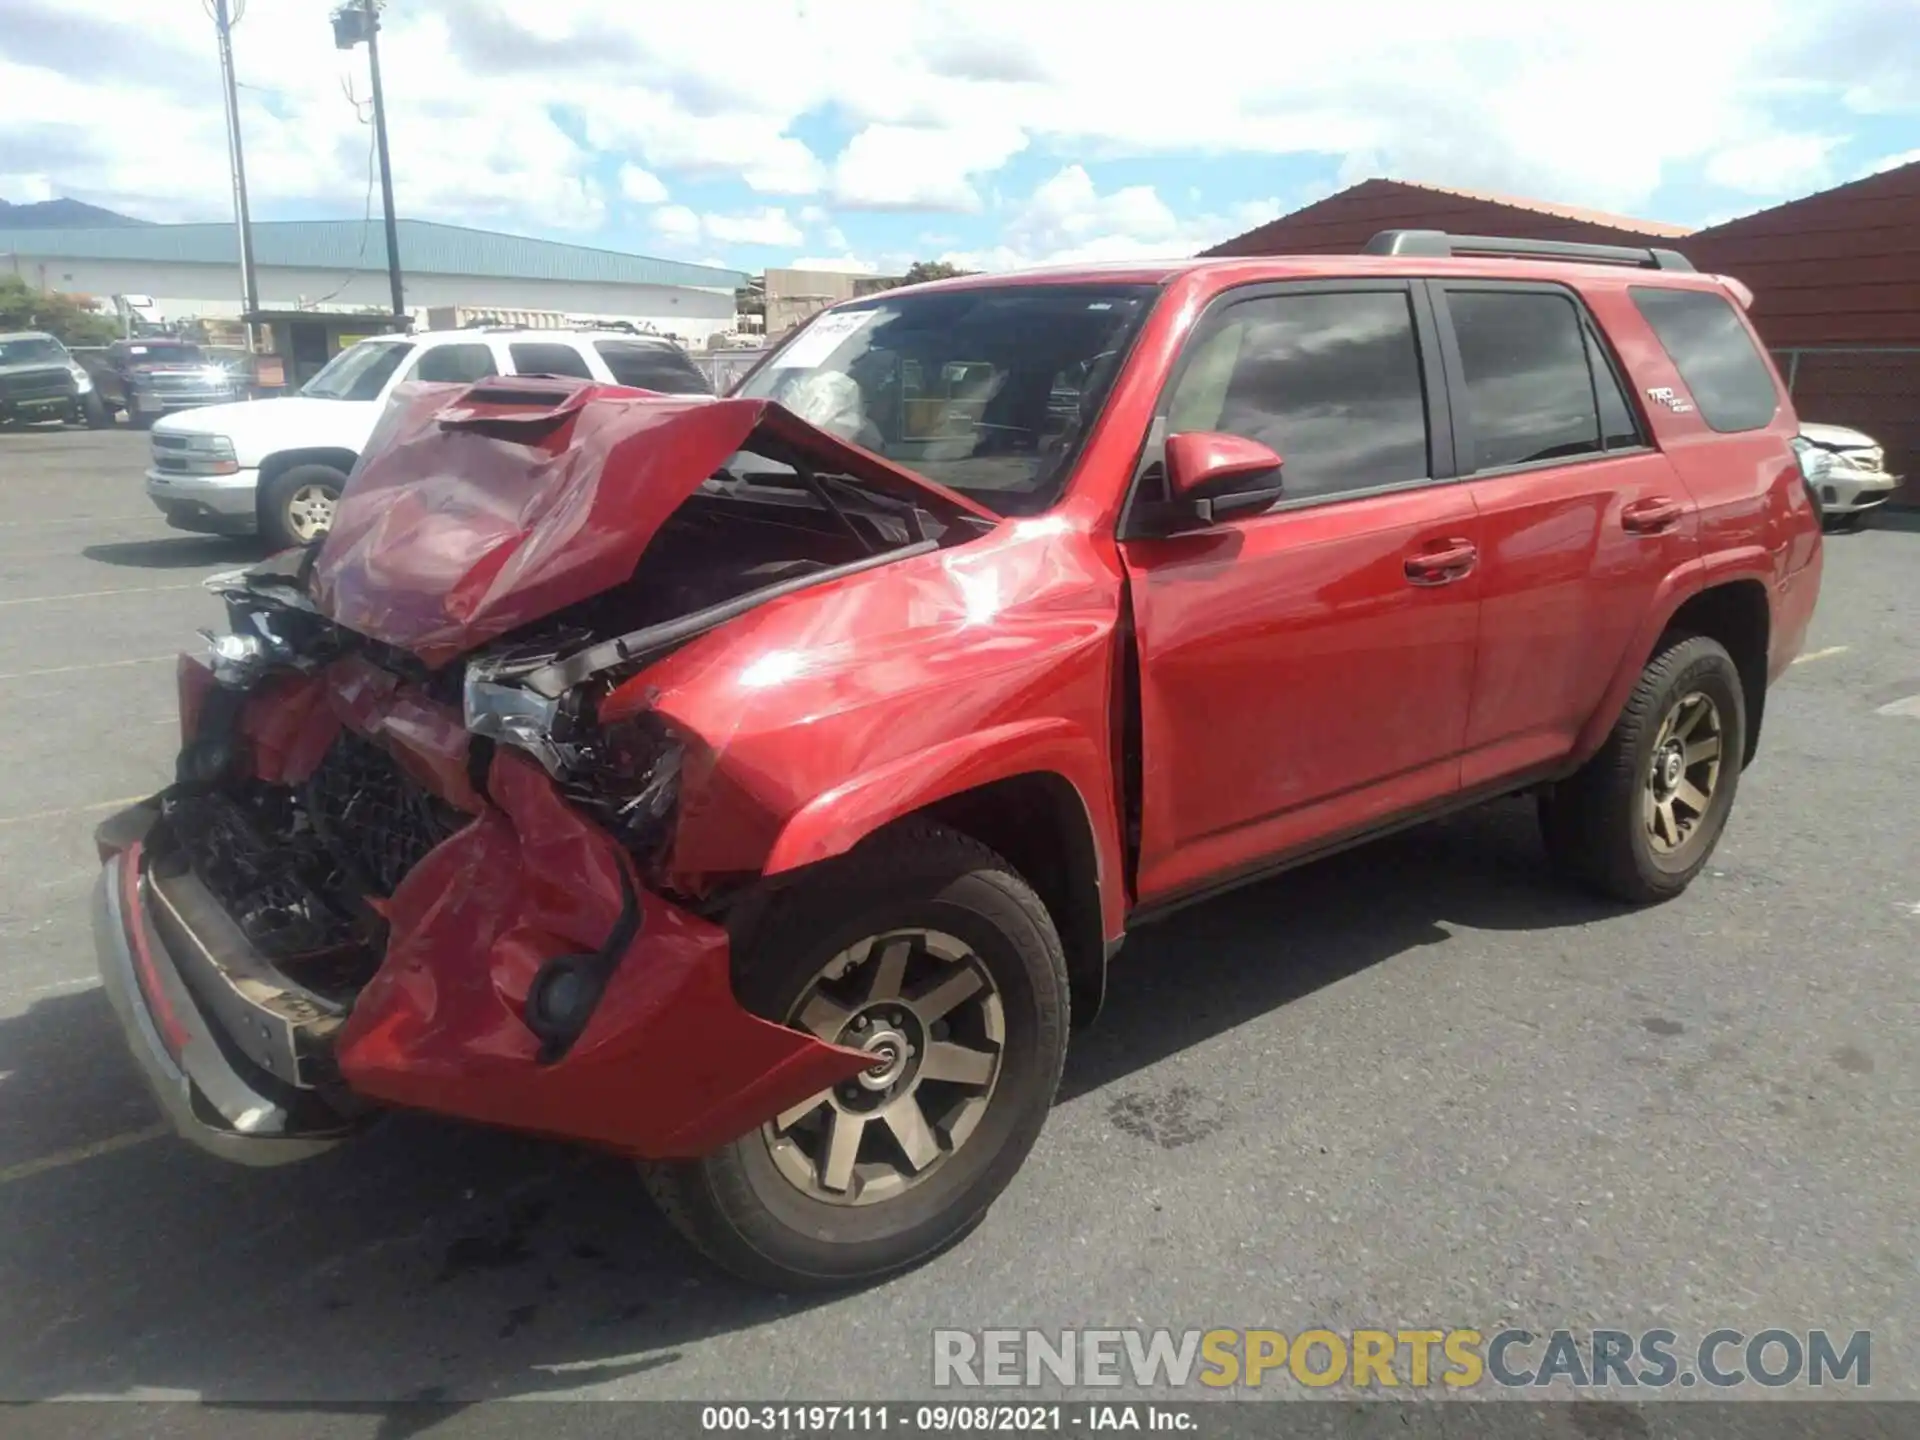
[170,728,465,971]
[305,731,465,897]
[151,432,191,451]
[0,368,74,402]
[172,787,358,961]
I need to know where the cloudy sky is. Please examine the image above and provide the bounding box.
[3,0,1917,276]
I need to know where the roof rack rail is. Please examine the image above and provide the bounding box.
[1363,229,1694,273]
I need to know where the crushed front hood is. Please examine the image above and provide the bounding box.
[309,378,996,668]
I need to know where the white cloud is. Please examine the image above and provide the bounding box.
[701,208,805,246]
[648,205,805,250]
[1861,147,1920,177]
[789,255,881,274]
[938,165,1284,270]
[649,204,703,244]
[831,123,1029,211]
[617,164,668,204]
[5,0,1914,262]
[1705,134,1842,195]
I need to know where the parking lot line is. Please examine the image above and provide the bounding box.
[0,583,201,608]
[0,654,174,684]
[1792,645,1849,664]
[0,794,149,828]
[0,1126,168,1188]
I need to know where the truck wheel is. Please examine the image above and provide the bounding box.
[260,464,347,549]
[1539,634,1745,904]
[81,393,110,429]
[643,821,1069,1289]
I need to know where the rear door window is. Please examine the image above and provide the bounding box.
[412,342,498,384]
[1629,286,1779,432]
[1447,290,1603,470]
[1587,329,1643,450]
[593,340,713,395]
[507,342,595,379]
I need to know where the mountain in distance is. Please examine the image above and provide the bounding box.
[0,197,149,228]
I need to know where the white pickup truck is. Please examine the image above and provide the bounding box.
[145,327,716,548]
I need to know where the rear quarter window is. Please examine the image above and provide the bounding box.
[594,340,713,395]
[1629,286,1779,433]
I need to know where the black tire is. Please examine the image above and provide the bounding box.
[1540,634,1746,904]
[642,821,1070,1290]
[259,463,348,550]
[81,393,110,429]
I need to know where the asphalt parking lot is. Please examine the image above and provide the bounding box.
[0,426,1915,1408]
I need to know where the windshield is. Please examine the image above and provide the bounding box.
[301,340,414,401]
[120,342,204,367]
[0,336,69,367]
[734,283,1158,515]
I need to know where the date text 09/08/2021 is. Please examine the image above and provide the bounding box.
[701,1405,1192,1432]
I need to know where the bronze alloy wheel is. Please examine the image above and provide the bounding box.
[1642,690,1723,856]
[763,928,1005,1207]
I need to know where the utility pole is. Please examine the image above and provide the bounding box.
[213,0,261,350]
[334,0,406,328]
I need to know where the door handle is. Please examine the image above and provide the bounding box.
[1404,538,1478,586]
[1622,496,1683,533]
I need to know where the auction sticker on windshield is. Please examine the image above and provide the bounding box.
[773,310,877,368]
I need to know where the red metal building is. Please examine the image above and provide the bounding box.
[1683,160,1920,505]
[1204,178,1693,256]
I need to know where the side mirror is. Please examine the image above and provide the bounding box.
[1164,431,1285,523]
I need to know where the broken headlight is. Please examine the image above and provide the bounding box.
[463,667,575,777]
[199,610,297,689]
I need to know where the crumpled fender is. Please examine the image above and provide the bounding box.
[762,716,1125,934]
[333,751,871,1158]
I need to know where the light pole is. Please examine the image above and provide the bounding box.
[212,0,261,349]
[332,0,406,328]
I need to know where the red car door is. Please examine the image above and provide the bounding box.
[1118,282,1483,906]
[1430,283,1701,789]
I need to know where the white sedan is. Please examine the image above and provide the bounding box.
[1797,422,1902,530]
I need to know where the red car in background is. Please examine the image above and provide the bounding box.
[93,231,1822,1289]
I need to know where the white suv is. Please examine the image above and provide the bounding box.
[145,328,715,548]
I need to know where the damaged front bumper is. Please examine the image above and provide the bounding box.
[93,672,872,1168]
[93,803,364,1165]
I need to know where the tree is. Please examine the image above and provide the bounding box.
[0,275,120,345]
[901,260,971,285]
[870,260,976,292]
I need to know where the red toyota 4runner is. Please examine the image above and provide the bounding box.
[93,231,1823,1288]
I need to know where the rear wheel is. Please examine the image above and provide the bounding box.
[80,392,110,429]
[1540,634,1745,904]
[260,464,347,549]
[643,822,1069,1289]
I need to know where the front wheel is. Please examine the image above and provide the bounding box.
[1540,634,1746,904]
[643,822,1069,1289]
[260,464,347,549]
[80,393,110,429]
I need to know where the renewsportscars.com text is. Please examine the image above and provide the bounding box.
[932,1328,1871,1391]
